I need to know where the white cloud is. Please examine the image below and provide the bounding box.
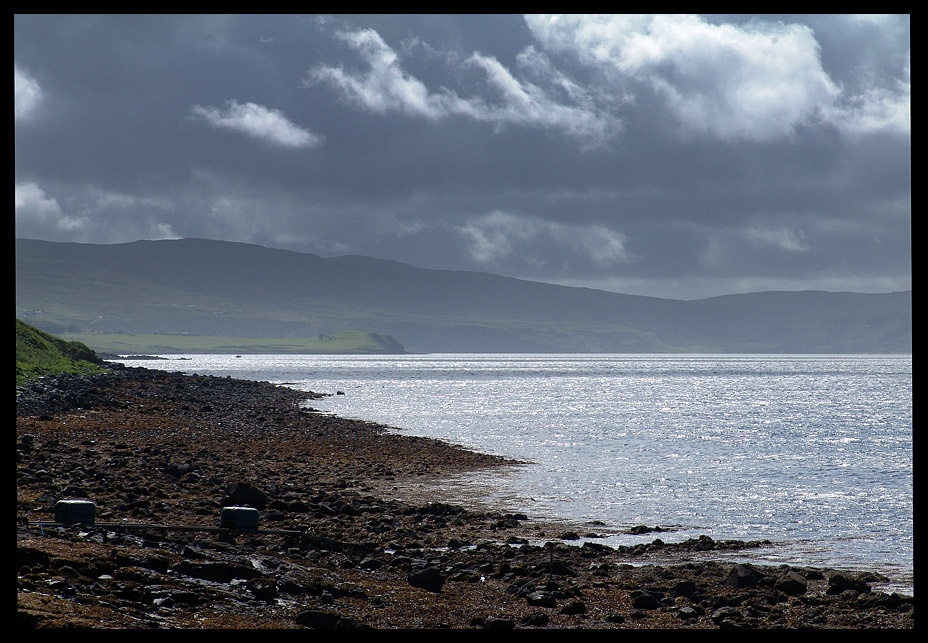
[525,14,843,142]
[463,49,620,142]
[744,226,811,252]
[307,28,451,119]
[457,211,535,263]
[571,225,635,266]
[15,182,180,242]
[85,186,176,213]
[457,210,635,267]
[14,63,42,121]
[826,55,910,136]
[16,182,64,225]
[306,26,620,144]
[15,182,90,236]
[191,99,322,148]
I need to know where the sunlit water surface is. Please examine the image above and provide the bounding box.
[119,354,912,595]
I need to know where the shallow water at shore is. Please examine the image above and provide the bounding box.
[119,353,913,595]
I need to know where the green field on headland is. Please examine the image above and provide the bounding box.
[16,319,108,384]
[57,330,407,356]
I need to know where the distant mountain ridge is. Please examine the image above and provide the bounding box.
[15,238,911,353]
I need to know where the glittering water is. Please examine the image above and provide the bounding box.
[121,353,912,594]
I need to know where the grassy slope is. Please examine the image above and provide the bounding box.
[58,330,407,355]
[16,319,108,384]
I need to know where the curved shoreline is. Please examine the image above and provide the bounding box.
[17,367,914,629]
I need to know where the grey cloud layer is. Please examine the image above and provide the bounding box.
[14,14,909,299]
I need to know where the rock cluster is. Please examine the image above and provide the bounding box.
[17,368,914,629]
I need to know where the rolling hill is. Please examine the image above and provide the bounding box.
[15,238,911,354]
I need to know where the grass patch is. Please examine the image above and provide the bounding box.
[16,318,108,384]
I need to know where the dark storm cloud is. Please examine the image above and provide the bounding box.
[15,14,909,299]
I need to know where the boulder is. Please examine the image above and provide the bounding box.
[725,564,761,588]
[671,580,697,598]
[559,600,587,615]
[408,567,446,592]
[774,571,808,596]
[826,572,871,595]
[222,482,268,510]
[295,609,340,629]
[526,591,558,608]
[632,592,662,610]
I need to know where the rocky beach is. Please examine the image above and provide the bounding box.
[16,366,914,629]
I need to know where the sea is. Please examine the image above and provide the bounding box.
[116,353,913,596]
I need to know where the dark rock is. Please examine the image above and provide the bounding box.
[483,617,515,629]
[628,525,668,534]
[151,595,175,609]
[408,567,446,592]
[279,577,305,595]
[725,564,761,588]
[338,502,361,516]
[222,482,268,510]
[632,592,662,610]
[17,546,50,570]
[167,590,203,606]
[521,613,549,627]
[539,559,575,577]
[718,618,743,629]
[170,560,262,583]
[671,580,697,598]
[416,502,463,516]
[526,591,557,608]
[774,571,808,596]
[711,606,742,625]
[559,600,587,615]
[826,571,871,595]
[165,462,193,478]
[358,556,383,570]
[295,609,340,629]
[247,577,278,602]
[60,485,91,498]
[288,500,311,513]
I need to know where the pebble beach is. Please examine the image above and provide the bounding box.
[16,366,914,629]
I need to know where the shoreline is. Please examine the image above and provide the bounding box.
[17,367,914,629]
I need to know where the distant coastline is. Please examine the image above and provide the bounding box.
[16,238,911,354]
[57,330,408,356]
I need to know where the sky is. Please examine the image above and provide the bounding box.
[14,14,910,300]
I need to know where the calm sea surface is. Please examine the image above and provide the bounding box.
[119,354,913,595]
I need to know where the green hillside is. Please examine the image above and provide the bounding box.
[16,318,108,384]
